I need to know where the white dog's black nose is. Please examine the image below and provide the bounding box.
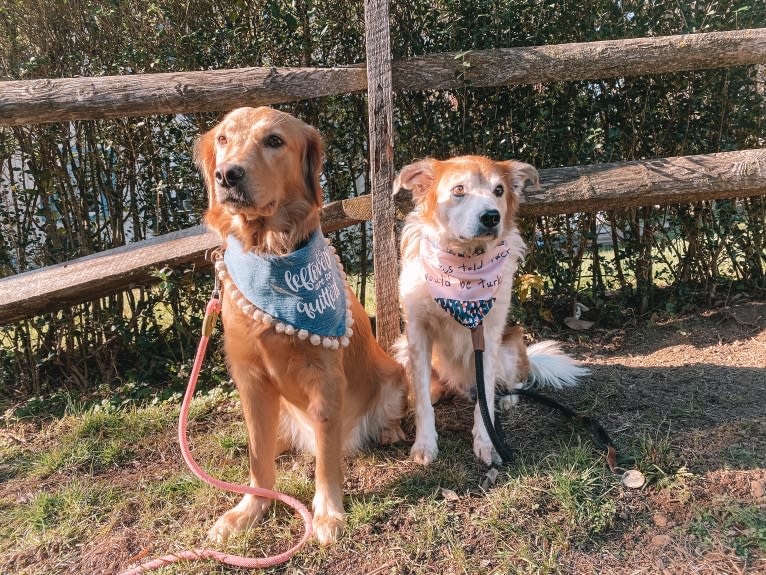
[215,163,245,188]
[480,209,501,229]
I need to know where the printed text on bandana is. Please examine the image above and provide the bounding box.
[420,240,512,302]
[282,248,341,319]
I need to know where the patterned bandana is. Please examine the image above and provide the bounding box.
[420,238,513,329]
[216,230,354,348]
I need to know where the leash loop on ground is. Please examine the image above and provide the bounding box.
[120,294,313,574]
[470,326,621,474]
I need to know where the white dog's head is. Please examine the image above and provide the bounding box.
[394,155,539,252]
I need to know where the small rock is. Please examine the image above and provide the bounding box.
[622,469,646,489]
[564,316,594,330]
[751,480,765,499]
[653,512,669,528]
[480,467,500,490]
[440,487,459,501]
[651,534,672,547]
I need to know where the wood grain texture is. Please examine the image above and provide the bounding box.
[2,29,764,126]
[0,67,368,126]
[392,28,766,89]
[2,149,763,325]
[364,0,400,350]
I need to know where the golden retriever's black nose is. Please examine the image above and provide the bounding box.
[215,163,245,188]
[480,209,501,229]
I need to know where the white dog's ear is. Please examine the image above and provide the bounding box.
[501,160,541,196]
[393,158,438,201]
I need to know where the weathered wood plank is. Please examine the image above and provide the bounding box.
[0,67,368,126]
[393,28,766,89]
[2,29,765,126]
[518,149,766,217]
[0,200,374,325]
[1,148,764,325]
[0,225,217,326]
[364,0,400,350]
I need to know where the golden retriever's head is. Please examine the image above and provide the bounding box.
[394,155,539,252]
[194,106,324,254]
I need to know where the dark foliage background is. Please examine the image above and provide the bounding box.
[0,0,764,408]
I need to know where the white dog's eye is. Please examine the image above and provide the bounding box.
[264,134,284,148]
[493,184,504,197]
[451,185,465,197]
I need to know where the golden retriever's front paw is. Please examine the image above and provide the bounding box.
[410,439,438,465]
[208,495,268,544]
[313,512,345,545]
[208,513,244,544]
[379,423,406,445]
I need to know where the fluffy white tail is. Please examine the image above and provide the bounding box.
[525,340,590,390]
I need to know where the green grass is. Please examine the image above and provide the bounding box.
[1,387,763,575]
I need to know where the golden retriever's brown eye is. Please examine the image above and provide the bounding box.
[451,185,465,197]
[264,134,284,148]
[217,135,228,145]
[493,184,504,197]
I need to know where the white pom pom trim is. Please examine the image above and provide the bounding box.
[217,234,356,349]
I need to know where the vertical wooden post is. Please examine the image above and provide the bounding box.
[364,0,399,350]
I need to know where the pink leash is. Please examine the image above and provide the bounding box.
[120,295,313,574]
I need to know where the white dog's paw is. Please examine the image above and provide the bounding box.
[498,394,519,411]
[410,438,439,465]
[473,437,502,467]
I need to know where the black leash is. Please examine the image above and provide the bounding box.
[472,326,516,463]
[471,326,622,474]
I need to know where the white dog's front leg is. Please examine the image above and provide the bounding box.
[472,345,503,466]
[408,325,438,465]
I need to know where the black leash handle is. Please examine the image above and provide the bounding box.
[508,388,622,474]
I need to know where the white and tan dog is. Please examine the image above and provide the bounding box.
[393,155,589,466]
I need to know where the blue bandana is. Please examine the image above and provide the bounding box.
[216,230,353,348]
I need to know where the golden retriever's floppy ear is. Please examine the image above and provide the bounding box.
[193,126,218,208]
[393,158,438,203]
[501,160,541,197]
[302,125,325,206]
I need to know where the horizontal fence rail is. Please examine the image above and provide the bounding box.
[1,148,764,325]
[1,29,765,126]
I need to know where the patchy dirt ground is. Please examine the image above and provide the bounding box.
[531,299,766,574]
[1,300,764,575]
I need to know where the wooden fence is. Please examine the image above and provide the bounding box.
[2,18,766,349]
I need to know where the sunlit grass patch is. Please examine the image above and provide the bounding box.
[2,479,124,568]
[544,448,618,540]
[32,404,176,477]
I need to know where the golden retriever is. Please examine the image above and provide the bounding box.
[393,156,589,466]
[194,106,407,545]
